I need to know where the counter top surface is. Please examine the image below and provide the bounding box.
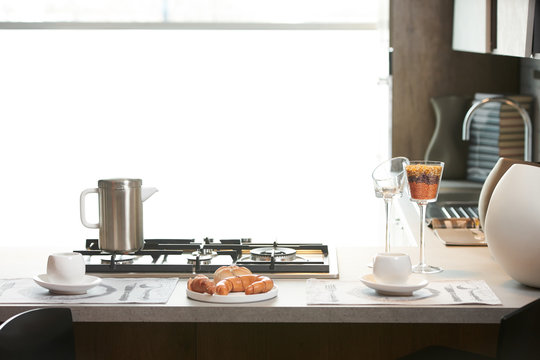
[1,228,539,324]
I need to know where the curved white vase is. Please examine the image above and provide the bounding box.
[484,164,540,288]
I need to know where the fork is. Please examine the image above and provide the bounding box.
[325,283,338,302]
[141,283,162,300]
[119,282,137,301]
[444,285,462,302]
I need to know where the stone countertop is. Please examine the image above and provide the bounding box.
[1,231,539,324]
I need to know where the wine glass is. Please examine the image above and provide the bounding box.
[405,160,444,274]
[372,157,410,254]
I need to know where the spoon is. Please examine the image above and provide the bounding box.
[140,283,162,300]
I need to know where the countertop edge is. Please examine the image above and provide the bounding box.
[0,304,514,324]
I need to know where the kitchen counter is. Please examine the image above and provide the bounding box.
[3,228,540,360]
[1,231,539,324]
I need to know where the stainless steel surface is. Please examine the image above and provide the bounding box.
[462,97,532,161]
[430,181,482,221]
[250,247,297,261]
[427,202,479,220]
[187,252,213,262]
[98,179,144,254]
[101,255,135,265]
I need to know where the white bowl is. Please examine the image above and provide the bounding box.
[484,164,540,288]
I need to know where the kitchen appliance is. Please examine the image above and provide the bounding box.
[74,238,338,279]
[427,202,479,220]
[484,164,540,288]
[80,179,158,254]
[478,157,540,228]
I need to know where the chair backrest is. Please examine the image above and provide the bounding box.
[0,307,75,360]
[497,297,540,360]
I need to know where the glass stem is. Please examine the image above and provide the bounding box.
[384,198,392,253]
[418,202,427,267]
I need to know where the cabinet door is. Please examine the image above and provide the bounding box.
[452,0,492,53]
[493,0,535,57]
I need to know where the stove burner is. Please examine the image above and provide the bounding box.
[101,255,135,265]
[193,249,217,257]
[250,247,297,262]
[187,252,213,263]
[76,239,334,276]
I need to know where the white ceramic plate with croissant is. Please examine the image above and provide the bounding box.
[186,285,278,303]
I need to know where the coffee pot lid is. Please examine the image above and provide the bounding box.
[98,179,142,189]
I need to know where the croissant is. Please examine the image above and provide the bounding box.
[187,275,216,294]
[213,265,252,284]
[215,274,274,295]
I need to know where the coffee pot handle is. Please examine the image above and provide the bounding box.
[80,188,100,229]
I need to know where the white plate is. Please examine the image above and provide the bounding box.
[33,274,102,295]
[186,285,278,303]
[360,274,428,296]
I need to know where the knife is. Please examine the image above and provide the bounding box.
[119,283,137,301]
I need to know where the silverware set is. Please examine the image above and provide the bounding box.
[118,282,162,301]
[325,283,338,302]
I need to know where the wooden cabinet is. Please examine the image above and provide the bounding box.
[493,0,536,57]
[453,0,537,58]
[452,0,492,53]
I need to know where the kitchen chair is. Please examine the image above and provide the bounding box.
[398,297,540,360]
[0,307,76,360]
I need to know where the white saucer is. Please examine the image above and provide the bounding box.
[360,274,428,296]
[33,274,102,295]
[186,285,278,303]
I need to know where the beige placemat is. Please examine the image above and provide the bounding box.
[306,279,501,305]
[0,278,178,304]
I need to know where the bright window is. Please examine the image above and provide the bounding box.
[1,0,378,23]
[0,2,397,249]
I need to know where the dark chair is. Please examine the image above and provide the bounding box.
[398,297,540,360]
[0,307,76,360]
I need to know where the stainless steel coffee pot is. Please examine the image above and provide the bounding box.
[80,179,158,254]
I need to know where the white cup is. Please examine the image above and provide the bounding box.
[46,252,86,284]
[373,253,412,284]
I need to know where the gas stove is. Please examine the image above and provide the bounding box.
[74,238,339,279]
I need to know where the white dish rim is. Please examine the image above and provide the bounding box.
[360,274,428,296]
[33,274,102,295]
[186,285,278,303]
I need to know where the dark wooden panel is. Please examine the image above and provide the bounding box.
[74,322,197,360]
[72,322,499,360]
[390,0,520,160]
[196,323,499,360]
[197,323,331,360]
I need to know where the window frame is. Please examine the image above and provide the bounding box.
[0,22,377,30]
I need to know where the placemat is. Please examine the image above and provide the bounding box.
[306,279,501,305]
[0,278,178,304]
